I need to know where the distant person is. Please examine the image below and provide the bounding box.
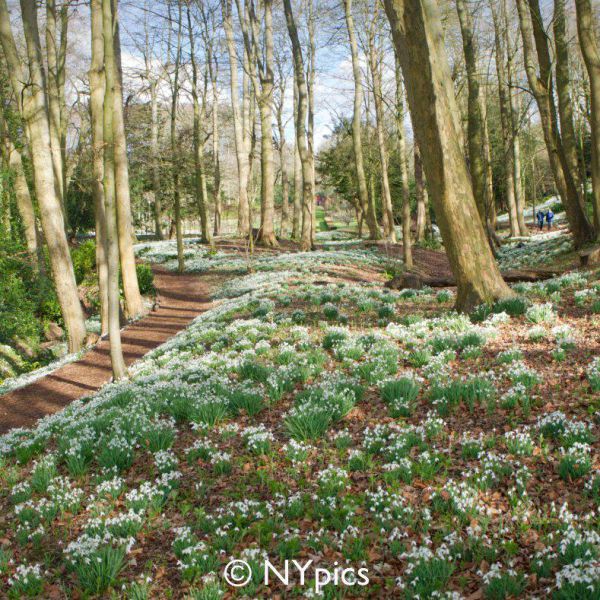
[536,210,545,230]
[546,209,554,230]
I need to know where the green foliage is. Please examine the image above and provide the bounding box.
[71,240,97,284]
[136,264,155,295]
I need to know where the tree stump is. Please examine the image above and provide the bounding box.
[579,246,600,267]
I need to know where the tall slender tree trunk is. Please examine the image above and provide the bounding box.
[221,0,250,237]
[89,0,108,335]
[187,6,211,244]
[1,131,39,267]
[149,80,163,239]
[0,0,86,352]
[490,0,519,237]
[384,0,513,311]
[516,0,593,247]
[101,0,126,377]
[554,0,585,204]
[45,0,66,223]
[368,21,396,243]
[292,81,302,241]
[111,0,143,317]
[456,0,494,244]
[283,0,315,251]
[395,56,412,267]
[575,0,600,235]
[414,143,428,242]
[208,44,222,237]
[343,0,380,240]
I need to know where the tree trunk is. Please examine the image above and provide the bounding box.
[2,133,39,267]
[45,0,66,224]
[395,55,413,267]
[292,82,302,241]
[516,0,593,247]
[221,0,250,237]
[414,143,428,242]
[554,0,585,205]
[456,0,492,240]
[383,0,513,311]
[208,43,222,237]
[101,0,126,377]
[89,0,108,335]
[149,80,163,239]
[343,0,380,240]
[575,0,600,236]
[187,5,211,244]
[283,0,315,251]
[368,18,396,243]
[0,0,86,352]
[111,0,143,318]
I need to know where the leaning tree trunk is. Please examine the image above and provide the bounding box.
[383,0,514,311]
[101,0,126,378]
[395,55,413,267]
[111,0,143,318]
[516,0,593,248]
[344,0,380,240]
[0,0,86,352]
[575,0,600,236]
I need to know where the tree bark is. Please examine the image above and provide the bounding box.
[343,0,380,240]
[414,142,428,242]
[367,15,396,243]
[188,5,211,244]
[283,0,315,251]
[101,0,126,377]
[111,0,143,318]
[89,0,108,335]
[292,81,302,241]
[236,0,277,246]
[221,0,250,236]
[383,0,513,311]
[516,0,593,247]
[0,0,86,351]
[394,54,412,267]
[575,0,600,235]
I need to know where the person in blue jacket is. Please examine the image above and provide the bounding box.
[536,210,545,230]
[546,209,554,230]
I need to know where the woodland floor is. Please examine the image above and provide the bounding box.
[0,266,215,433]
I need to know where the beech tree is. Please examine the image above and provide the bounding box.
[0,0,86,352]
[383,0,513,310]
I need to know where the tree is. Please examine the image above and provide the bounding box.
[0,0,86,352]
[515,0,593,248]
[221,0,251,237]
[111,0,143,318]
[283,0,315,250]
[343,0,379,240]
[394,55,412,267]
[383,0,513,311]
[575,0,600,236]
[366,4,396,243]
[188,3,212,244]
[100,0,126,378]
[236,0,278,247]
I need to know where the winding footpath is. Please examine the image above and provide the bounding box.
[0,266,213,434]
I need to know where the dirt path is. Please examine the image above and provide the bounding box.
[0,266,214,434]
